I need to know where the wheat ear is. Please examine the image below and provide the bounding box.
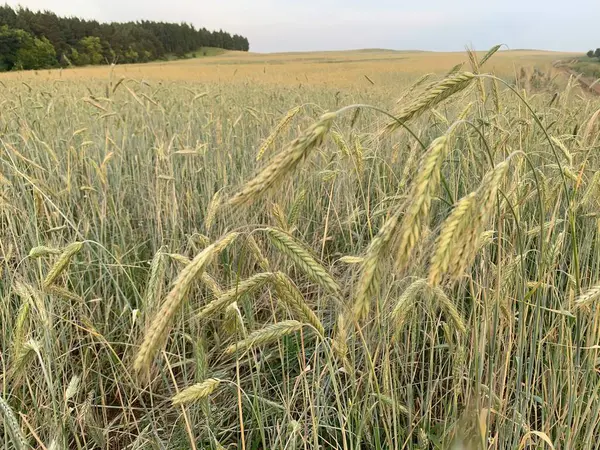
[267,227,341,296]
[134,232,238,376]
[428,193,477,286]
[43,241,84,288]
[197,272,275,321]
[384,73,475,134]
[273,272,325,336]
[256,105,302,160]
[224,301,247,337]
[575,285,600,307]
[353,210,401,321]
[0,394,27,450]
[172,378,222,406]
[228,112,336,207]
[394,136,449,272]
[144,247,166,310]
[224,320,304,355]
[28,246,61,258]
[391,279,428,332]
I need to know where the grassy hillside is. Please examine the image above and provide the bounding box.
[1,48,599,449]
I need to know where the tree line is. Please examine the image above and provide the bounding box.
[586,49,600,60]
[0,4,249,71]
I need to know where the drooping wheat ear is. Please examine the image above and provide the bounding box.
[144,247,166,311]
[288,189,306,226]
[491,78,501,113]
[428,192,477,286]
[273,272,325,336]
[134,232,239,376]
[246,235,270,271]
[466,47,486,102]
[383,73,475,134]
[331,131,351,156]
[197,272,275,321]
[224,301,247,337]
[575,285,600,308]
[353,210,402,321]
[200,272,223,297]
[172,378,222,406]
[331,312,349,362]
[43,241,84,288]
[228,112,336,207]
[205,190,222,232]
[339,255,364,264]
[479,44,501,66]
[394,136,450,272]
[8,339,38,389]
[266,228,341,296]
[583,107,600,145]
[28,246,61,258]
[166,253,191,266]
[46,285,83,302]
[550,137,574,166]
[0,394,27,450]
[224,320,305,355]
[431,285,467,335]
[271,203,289,231]
[391,278,428,332]
[256,106,302,161]
[10,299,30,364]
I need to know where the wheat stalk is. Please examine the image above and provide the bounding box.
[43,241,84,288]
[228,112,336,207]
[394,136,449,272]
[267,227,341,296]
[197,272,275,321]
[224,320,304,355]
[256,105,302,160]
[134,232,239,376]
[273,272,325,336]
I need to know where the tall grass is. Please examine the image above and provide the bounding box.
[1,49,600,449]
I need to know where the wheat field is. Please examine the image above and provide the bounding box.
[1,47,600,449]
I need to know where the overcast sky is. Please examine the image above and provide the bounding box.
[4,0,597,53]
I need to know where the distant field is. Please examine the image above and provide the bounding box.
[0,49,574,87]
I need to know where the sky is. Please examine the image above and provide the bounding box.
[3,0,598,53]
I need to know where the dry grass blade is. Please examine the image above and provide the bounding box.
[224,320,304,355]
[172,378,222,406]
[0,394,27,450]
[257,105,302,161]
[228,112,336,207]
[43,241,84,288]
[134,232,239,376]
[394,136,449,272]
[267,228,341,296]
[384,73,475,134]
[273,272,325,336]
[197,272,275,321]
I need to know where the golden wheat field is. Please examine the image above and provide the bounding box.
[2,47,600,450]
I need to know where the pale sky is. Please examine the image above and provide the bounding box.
[3,0,597,53]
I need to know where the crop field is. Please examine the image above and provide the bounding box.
[1,47,600,449]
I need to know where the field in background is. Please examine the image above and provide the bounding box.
[2,48,600,450]
[0,49,572,87]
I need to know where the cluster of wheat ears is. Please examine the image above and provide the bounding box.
[2,46,600,449]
